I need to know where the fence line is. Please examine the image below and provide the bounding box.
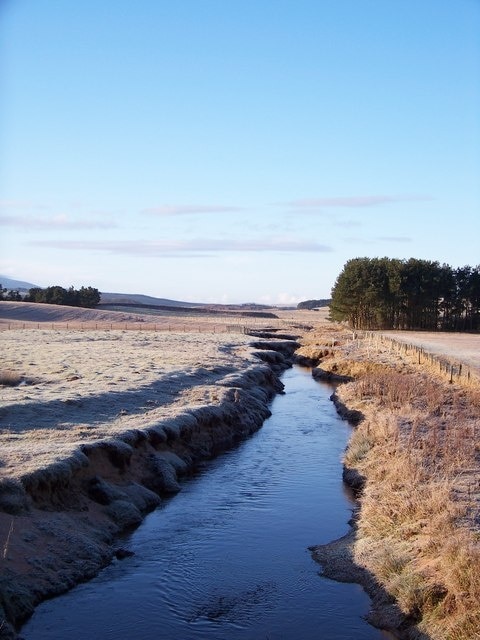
[355,330,478,386]
[0,317,307,334]
[0,321,253,334]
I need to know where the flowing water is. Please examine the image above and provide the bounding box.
[23,366,391,640]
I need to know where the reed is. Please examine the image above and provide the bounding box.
[2,518,14,559]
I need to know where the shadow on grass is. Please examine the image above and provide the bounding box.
[0,365,235,434]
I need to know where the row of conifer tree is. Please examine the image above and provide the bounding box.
[0,284,100,309]
[329,257,480,331]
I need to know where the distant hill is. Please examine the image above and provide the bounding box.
[99,293,278,318]
[0,275,40,291]
[100,292,200,308]
[0,278,277,312]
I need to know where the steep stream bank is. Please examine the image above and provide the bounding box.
[0,335,298,638]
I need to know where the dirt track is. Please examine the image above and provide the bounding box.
[381,330,480,373]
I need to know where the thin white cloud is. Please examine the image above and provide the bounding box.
[142,205,244,216]
[0,200,50,210]
[333,219,362,228]
[343,235,412,244]
[376,236,412,242]
[0,214,117,230]
[29,237,333,255]
[258,292,305,305]
[285,195,433,209]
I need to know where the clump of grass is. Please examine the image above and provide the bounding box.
[0,370,24,387]
[356,371,418,409]
[344,430,375,466]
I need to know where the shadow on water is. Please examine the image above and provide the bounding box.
[23,365,395,640]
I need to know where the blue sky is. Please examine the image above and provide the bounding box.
[1,0,479,304]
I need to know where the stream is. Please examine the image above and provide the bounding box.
[23,365,391,639]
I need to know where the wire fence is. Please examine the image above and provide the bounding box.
[0,321,254,334]
[0,316,313,335]
[358,330,479,386]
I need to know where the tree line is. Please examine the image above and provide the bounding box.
[0,285,23,302]
[297,299,331,310]
[330,257,480,331]
[0,284,101,309]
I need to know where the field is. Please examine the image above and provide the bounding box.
[0,328,260,478]
[0,301,312,474]
[1,301,480,639]
[2,301,479,482]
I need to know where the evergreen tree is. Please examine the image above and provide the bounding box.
[77,286,101,308]
[330,257,480,332]
[23,285,100,308]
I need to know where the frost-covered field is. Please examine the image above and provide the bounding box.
[0,302,319,482]
[0,328,256,478]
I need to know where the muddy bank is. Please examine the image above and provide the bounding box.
[0,334,297,638]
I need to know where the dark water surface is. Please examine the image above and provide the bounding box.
[24,366,390,640]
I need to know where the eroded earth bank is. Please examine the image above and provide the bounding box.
[0,325,298,638]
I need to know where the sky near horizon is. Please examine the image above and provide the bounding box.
[1,1,479,305]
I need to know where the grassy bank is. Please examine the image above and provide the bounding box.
[303,327,480,639]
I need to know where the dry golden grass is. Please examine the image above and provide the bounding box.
[340,364,480,639]
[298,319,480,637]
[283,320,480,637]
